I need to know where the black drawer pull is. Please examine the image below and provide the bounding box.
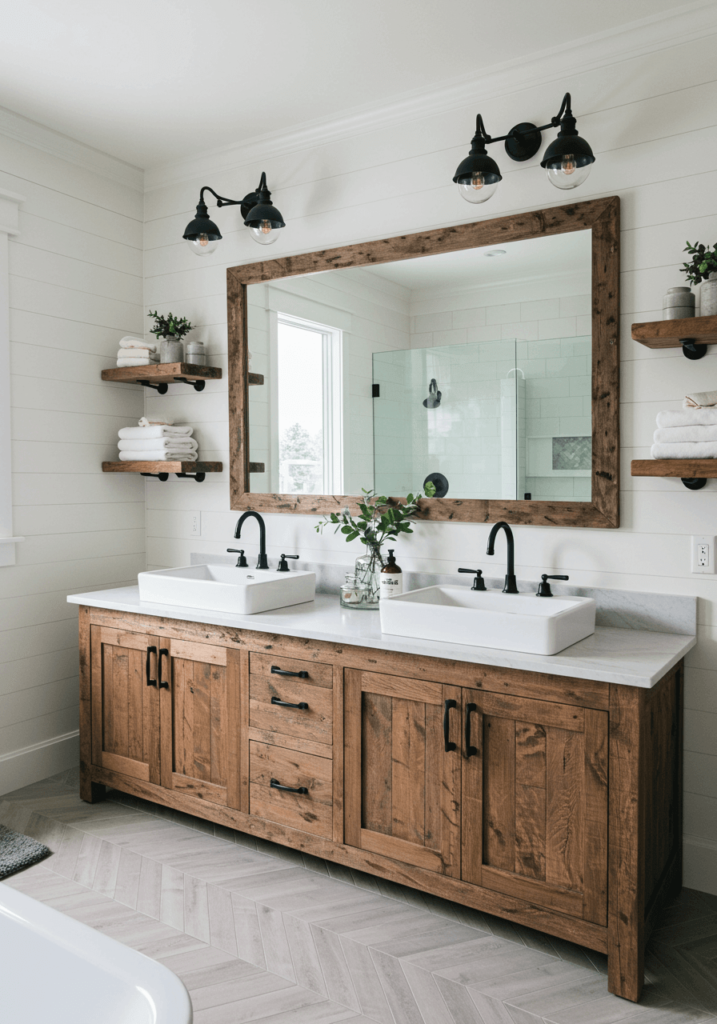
[146,646,157,687]
[158,648,170,689]
[271,696,309,710]
[443,699,457,752]
[465,702,478,758]
[270,778,308,795]
[271,665,309,679]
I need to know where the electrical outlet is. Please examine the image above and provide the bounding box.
[190,512,201,538]
[691,535,715,574]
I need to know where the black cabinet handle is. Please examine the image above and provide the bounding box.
[443,699,457,752]
[271,696,309,710]
[158,648,170,689]
[146,646,157,687]
[271,666,309,679]
[270,778,308,795]
[465,702,478,758]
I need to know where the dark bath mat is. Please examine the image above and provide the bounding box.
[0,823,51,880]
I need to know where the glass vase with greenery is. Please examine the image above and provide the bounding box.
[315,485,435,607]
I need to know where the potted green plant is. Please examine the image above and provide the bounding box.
[315,484,435,608]
[148,310,195,363]
[682,242,717,316]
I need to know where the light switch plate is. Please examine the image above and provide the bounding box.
[691,535,715,574]
[190,512,201,537]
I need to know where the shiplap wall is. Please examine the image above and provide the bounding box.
[0,125,145,792]
[143,30,717,891]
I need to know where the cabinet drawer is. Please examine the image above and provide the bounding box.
[249,740,332,839]
[249,654,333,746]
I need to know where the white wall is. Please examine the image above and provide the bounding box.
[0,113,145,793]
[142,24,717,893]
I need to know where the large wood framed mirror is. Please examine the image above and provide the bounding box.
[227,196,619,527]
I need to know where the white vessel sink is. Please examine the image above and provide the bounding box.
[138,563,316,615]
[380,585,596,655]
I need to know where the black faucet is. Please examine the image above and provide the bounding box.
[234,511,269,569]
[486,521,518,594]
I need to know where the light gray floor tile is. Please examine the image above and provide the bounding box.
[207,883,238,956]
[401,960,456,1024]
[311,923,361,1012]
[257,902,295,981]
[193,982,323,1024]
[184,874,211,943]
[231,891,267,969]
[339,933,394,1024]
[284,911,327,994]
[369,947,425,1024]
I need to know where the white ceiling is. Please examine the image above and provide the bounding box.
[0,0,692,168]
[356,230,592,293]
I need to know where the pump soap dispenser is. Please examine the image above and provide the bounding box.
[379,549,403,600]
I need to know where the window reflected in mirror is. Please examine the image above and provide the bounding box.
[248,229,592,501]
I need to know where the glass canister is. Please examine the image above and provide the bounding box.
[340,574,368,608]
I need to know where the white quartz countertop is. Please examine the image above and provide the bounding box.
[67,587,696,688]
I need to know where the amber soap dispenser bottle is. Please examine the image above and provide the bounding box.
[379,549,403,599]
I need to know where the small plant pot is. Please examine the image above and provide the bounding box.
[159,337,184,363]
[700,275,717,317]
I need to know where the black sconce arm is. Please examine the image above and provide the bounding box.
[199,186,243,208]
[477,93,574,149]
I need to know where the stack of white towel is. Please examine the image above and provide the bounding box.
[118,419,198,462]
[116,336,159,367]
[652,389,717,458]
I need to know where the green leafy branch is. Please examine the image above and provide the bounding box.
[681,242,717,286]
[314,484,436,561]
[147,310,195,340]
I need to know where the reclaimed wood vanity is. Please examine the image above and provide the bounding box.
[71,593,691,1004]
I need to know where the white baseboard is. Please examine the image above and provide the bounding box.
[0,730,79,797]
[683,834,717,897]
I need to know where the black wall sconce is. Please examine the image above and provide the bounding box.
[453,92,595,204]
[183,171,285,255]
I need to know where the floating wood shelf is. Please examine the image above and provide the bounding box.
[101,362,222,393]
[103,461,222,483]
[632,314,717,360]
[631,459,717,490]
[248,373,264,385]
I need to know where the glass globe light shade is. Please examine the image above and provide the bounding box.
[185,233,219,256]
[250,220,279,245]
[544,156,592,190]
[457,171,499,204]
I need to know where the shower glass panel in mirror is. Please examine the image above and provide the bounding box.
[247,229,592,502]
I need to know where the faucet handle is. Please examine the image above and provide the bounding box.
[536,574,569,597]
[227,548,248,567]
[277,554,299,572]
[458,568,487,592]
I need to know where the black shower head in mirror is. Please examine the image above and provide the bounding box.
[423,379,442,408]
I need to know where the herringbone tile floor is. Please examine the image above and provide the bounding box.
[1,768,716,1024]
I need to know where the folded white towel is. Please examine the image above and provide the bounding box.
[118,425,193,439]
[654,425,717,443]
[116,348,157,360]
[118,437,197,451]
[120,336,158,353]
[118,450,198,462]
[651,441,717,459]
[116,357,158,367]
[656,409,717,428]
[684,389,717,408]
[139,416,174,427]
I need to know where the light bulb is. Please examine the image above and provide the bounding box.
[545,158,591,190]
[185,234,219,256]
[251,220,279,245]
[457,176,499,204]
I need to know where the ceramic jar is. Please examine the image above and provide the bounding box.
[701,274,717,317]
[662,286,694,321]
[185,340,206,365]
[159,337,184,363]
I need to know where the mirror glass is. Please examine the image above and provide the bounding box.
[247,229,592,501]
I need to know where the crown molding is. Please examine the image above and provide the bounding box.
[144,0,717,193]
[0,106,143,191]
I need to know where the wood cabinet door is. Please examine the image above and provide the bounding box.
[344,669,461,876]
[159,638,241,808]
[90,625,161,784]
[462,689,608,925]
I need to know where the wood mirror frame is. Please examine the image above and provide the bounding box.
[227,195,619,528]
